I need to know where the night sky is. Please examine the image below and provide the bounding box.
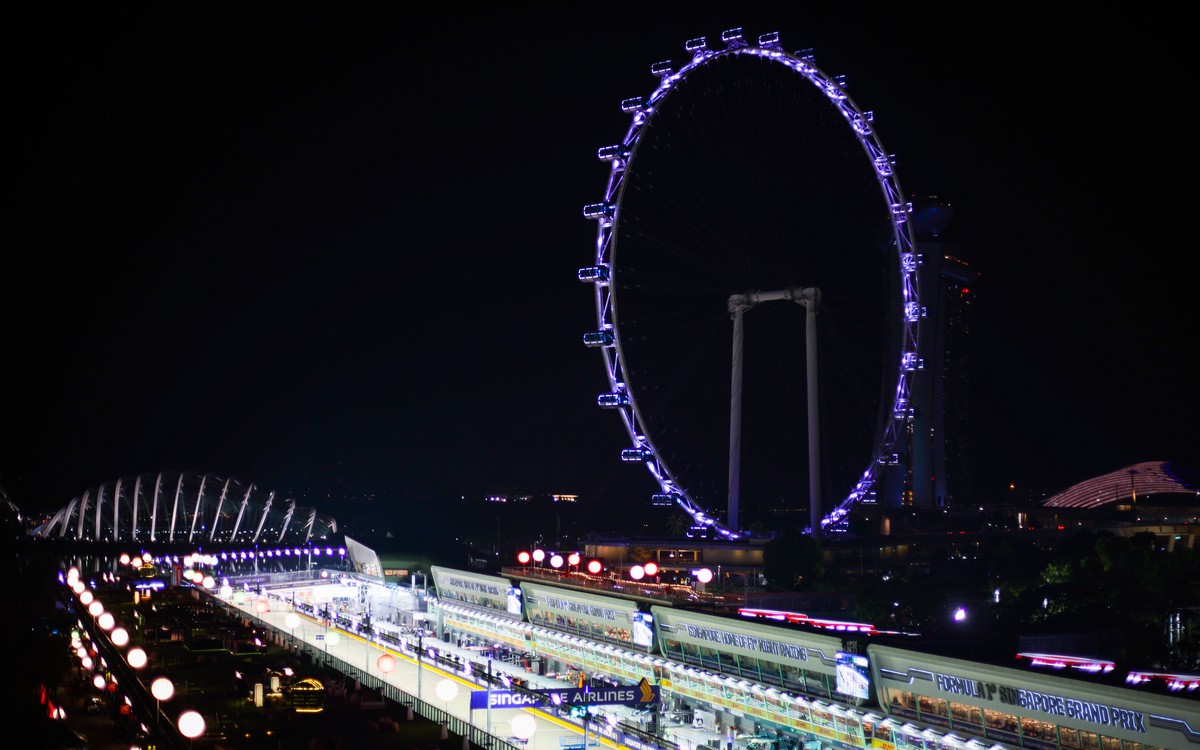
[5,5,1195,532]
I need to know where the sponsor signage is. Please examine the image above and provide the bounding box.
[470,679,660,710]
[934,672,1147,733]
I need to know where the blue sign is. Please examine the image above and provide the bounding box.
[471,679,660,710]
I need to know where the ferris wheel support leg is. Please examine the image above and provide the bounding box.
[805,296,822,539]
[727,307,746,531]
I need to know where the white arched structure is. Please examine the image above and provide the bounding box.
[31,471,337,544]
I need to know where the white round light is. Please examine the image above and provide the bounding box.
[695,567,714,584]
[550,554,564,569]
[110,627,129,647]
[436,679,458,702]
[630,565,645,581]
[202,575,216,589]
[284,613,301,630]
[150,677,175,701]
[377,654,397,673]
[512,714,536,740]
[119,553,131,565]
[127,648,148,669]
[178,710,206,739]
[80,656,93,670]
[79,590,94,606]
[532,549,545,562]
[97,612,115,631]
[325,631,340,647]
[88,601,104,617]
[92,674,106,690]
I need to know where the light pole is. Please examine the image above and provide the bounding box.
[179,709,205,749]
[416,630,424,701]
[486,655,493,743]
[150,676,174,737]
[285,612,300,651]
[436,679,458,740]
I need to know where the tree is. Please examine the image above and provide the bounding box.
[763,528,824,591]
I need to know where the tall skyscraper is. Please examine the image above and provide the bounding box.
[909,197,977,510]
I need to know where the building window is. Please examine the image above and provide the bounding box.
[781,663,804,691]
[949,701,982,729]
[1059,727,1081,749]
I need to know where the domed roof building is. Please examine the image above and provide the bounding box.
[1041,461,1199,509]
[30,470,337,544]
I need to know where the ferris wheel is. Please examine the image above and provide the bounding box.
[579,29,921,539]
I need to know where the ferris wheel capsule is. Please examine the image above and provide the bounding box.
[620,97,646,113]
[582,330,614,347]
[577,265,610,283]
[597,145,630,162]
[596,392,630,408]
[583,202,615,221]
[650,60,673,77]
[757,31,781,48]
[621,448,653,463]
[721,28,744,46]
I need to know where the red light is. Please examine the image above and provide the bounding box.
[586,560,603,575]
[960,287,970,294]
[643,561,659,576]
[517,551,531,565]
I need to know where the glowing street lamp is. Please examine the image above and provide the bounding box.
[512,713,536,741]
[127,648,148,669]
[151,676,174,731]
[284,612,300,648]
[178,709,206,741]
[110,627,129,647]
[436,679,458,737]
[377,653,397,675]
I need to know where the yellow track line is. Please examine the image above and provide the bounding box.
[292,612,622,748]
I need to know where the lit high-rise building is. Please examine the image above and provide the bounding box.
[908,197,977,511]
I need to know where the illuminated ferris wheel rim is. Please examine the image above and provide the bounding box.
[580,28,921,539]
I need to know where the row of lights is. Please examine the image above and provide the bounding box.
[64,562,210,741]
[516,549,602,574]
[117,547,347,565]
[514,551,714,584]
